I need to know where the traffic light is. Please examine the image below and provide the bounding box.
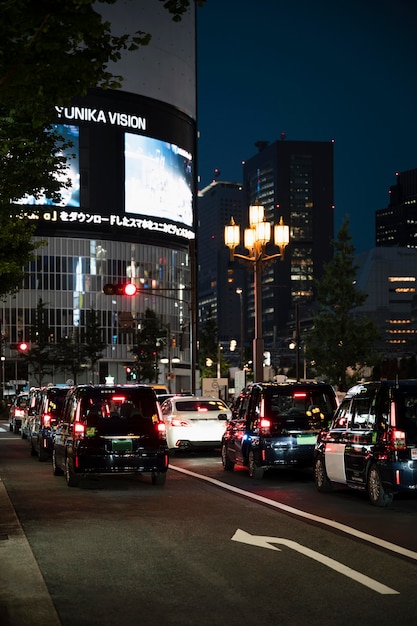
[103,283,138,296]
[10,342,29,351]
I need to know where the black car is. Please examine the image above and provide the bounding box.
[30,385,70,461]
[222,381,338,479]
[314,379,417,507]
[52,384,169,487]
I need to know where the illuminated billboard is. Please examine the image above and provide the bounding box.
[22,90,196,245]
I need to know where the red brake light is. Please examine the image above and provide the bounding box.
[197,407,208,412]
[389,429,406,451]
[259,418,271,436]
[293,392,307,398]
[111,395,126,403]
[74,422,85,435]
[157,422,166,440]
[171,418,189,427]
[43,414,52,427]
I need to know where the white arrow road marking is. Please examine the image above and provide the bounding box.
[231,529,399,595]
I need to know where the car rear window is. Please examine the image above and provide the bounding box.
[175,400,228,412]
[79,389,158,421]
[266,387,336,428]
[45,390,68,417]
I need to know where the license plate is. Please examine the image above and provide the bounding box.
[411,448,417,460]
[112,439,132,452]
[296,434,317,445]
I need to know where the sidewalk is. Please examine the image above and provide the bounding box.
[0,477,61,625]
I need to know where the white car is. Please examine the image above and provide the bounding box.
[159,396,231,451]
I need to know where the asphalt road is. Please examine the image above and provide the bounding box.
[1,421,417,626]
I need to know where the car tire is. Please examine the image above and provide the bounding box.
[314,455,332,492]
[30,441,37,457]
[152,472,167,486]
[21,430,27,440]
[9,422,13,432]
[13,423,19,434]
[38,440,49,462]
[367,464,393,507]
[65,457,80,487]
[52,450,64,476]
[221,443,234,471]
[248,450,264,479]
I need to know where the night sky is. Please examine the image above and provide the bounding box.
[196,0,417,253]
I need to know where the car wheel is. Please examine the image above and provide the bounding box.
[9,422,13,432]
[65,457,80,487]
[30,441,37,457]
[367,464,393,507]
[314,456,332,492]
[52,450,64,476]
[248,450,264,479]
[152,472,167,486]
[13,423,19,434]
[38,440,49,462]
[221,443,234,471]
[21,430,27,440]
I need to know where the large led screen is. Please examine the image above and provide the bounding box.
[124,133,193,227]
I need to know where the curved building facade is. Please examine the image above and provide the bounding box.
[1,2,197,391]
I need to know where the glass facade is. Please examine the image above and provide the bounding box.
[1,235,191,388]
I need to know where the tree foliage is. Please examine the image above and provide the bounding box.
[305,220,380,391]
[131,309,166,383]
[0,0,204,297]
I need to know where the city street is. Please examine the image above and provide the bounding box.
[1,420,417,625]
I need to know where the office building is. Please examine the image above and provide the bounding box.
[241,138,334,359]
[197,181,246,365]
[354,247,417,356]
[376,168,417,247]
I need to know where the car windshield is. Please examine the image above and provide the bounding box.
[175,400,227,412]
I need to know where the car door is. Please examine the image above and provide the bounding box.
[227,391,251,464]
[344,389,377,487]
[322,397,353,485]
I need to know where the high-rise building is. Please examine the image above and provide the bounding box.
[241,138,334,357]
[197,139,334,376]
[197,181,246,364]
[376,168,417,247]
[1,2,197,391]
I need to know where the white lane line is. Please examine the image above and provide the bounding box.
[169,464,417,562]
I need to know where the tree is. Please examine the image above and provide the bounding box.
[198,307,219,379]
[0,0,205,297]
[22,298,54,386]
[52,331,88,385]
[131,309,166,383]
[305,220,379,391]
[82,308,107,383]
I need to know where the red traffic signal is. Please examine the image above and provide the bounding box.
[103,283,138,296]
[18,342,28,352]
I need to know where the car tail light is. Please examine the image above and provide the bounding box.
[388,428,406,451]
[293,392,307,399]
[15,409,25,417]
[157,422,166,440]
[171,418,189,427]
[111,395,126,403]
[259,418,272,436]
[74,422,85,437]
[197,406,208,412]
[43,414,52,427]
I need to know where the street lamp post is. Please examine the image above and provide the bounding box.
[235,288,244,370]
[225,202,289,382]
